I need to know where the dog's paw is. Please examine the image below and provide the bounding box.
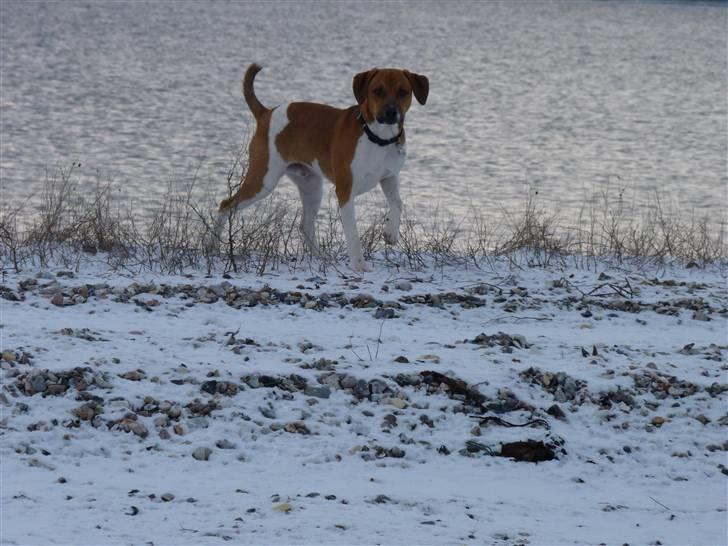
[350,259,372,272]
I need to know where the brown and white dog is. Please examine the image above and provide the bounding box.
[213,64,428,271]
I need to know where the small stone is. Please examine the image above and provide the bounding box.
[695,414,710,425]
[73,405,96,421]
[50,293,64,306]
[26,374,48,394]
[394,281,412,291]
[387,447,405,458]
[652,416,666,427]
[418,354,440,364]
[2,351,16,362]
[161,493,175,502]
[354,380,369,399]
[45,384,68,396]
[273,502,292,513]
[127,421,149,439]
[284,421,311,434]
[121,370,145,381]
[387,397,407,409]
[173,424,185,436]
[394,356,409,364]
[192,447,212,461]
[546,404,567,420]
[187,416,209,430]
[159,429,170,440]
[216,439,236,449]
[153,415,169,428]
[304,386,331,399]
[374,307,395,319]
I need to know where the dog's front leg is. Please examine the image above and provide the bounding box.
[339,199,370,272]
[380,174,402,245]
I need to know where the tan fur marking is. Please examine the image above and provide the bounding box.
[218,110,272,211]
[276,104,363,206]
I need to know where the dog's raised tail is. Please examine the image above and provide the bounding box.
[243,63,267,120]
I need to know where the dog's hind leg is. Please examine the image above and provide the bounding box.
[208,110,287,251]
[287,166,323,253]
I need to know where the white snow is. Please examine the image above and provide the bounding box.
[1,258,726,545]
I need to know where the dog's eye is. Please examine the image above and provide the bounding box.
[372,87,385,98]
[399,88,409,98]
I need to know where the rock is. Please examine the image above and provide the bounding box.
[153,415,169,428]
[159,429,170,440]
[418,354,441,364]
[126,421,149,439]
[386,397,407,409]
[121,370,145,381]
[353,380,369,399]
[692,310,710,321]
[394,356,410,364]
[546,404,567,420]
[167,405,182,419]
[2,351,16,362]
[374,307,395,319]
[695,414,710,425]
[161,493,175,502]
[340,375,358,389]
[259,406,276,419]
[216,439,236,449]
[394,280,412,291]
[50,293,64,306]
[284,421,311,434]
[72,404,97,421]
[369,379,389,395]
[387,447,405,458]
[651,416,666,427]
[201,380,239,396]
[500,440,556,462]
[304,386,331,399]
[273,502,292,513]
[187,417,209,430]
[192,447,212,461]
[26,374,48,395]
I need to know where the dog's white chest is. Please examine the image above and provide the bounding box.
[350,135,406,196]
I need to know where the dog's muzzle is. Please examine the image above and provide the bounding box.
[378,104,400,125]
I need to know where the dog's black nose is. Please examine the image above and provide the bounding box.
[382,104,398,124]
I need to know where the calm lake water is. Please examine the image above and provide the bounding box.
[1,0,726,225]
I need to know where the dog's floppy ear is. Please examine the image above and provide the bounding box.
[404,71,429,105]
[353,69,377,105]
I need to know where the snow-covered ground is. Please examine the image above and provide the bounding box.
[1,259,726,545]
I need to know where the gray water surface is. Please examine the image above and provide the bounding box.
[1,0,726,224]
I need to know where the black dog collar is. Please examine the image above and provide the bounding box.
[356,110,402,146]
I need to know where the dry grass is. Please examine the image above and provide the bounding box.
[1,154,725,275]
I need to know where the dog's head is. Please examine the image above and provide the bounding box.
[353,68,428,125]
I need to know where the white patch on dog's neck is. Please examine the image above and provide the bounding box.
[367,120,401,140]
